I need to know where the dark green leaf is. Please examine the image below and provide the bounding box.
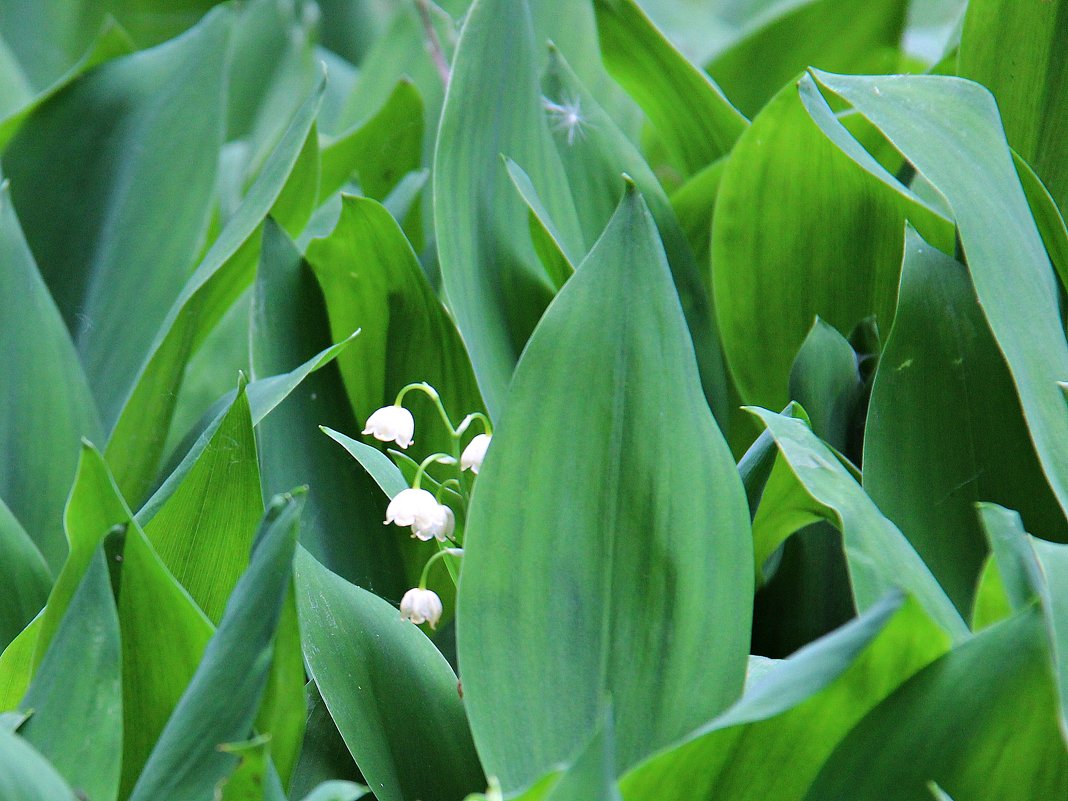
[434,0,582,417]
[20,548,121,801]
[4,8,231,426]
[748,407,967,638]
[458,187,752,790]
[803,607,1068,800]
[128,490,305,801]
[296,548,484,801]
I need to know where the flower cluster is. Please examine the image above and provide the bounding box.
[361,382,494,629]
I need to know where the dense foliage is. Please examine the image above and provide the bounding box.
[0,1,1066,800]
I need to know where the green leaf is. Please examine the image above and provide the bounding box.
[117,520,213,799]
[0,615,39,711]
[295,548,484,801]
[434,0,583,417]
[319,79,423,204]
[621,593,949,801]
[128,490,305,801]
[788,318,863,453]
[504,156,577,290]
[320,429,408,500]
[593,0,748,176]
[706,0,908,119]
[142,385,262,625]
[542,48,732,430]
[105,74,325,505]
[1026,537,1068,742]
[809,70,1068,524]
[19,547,121,801]
[0,729,80,801]
[306,195,485,466]
[958,0,1068,213]
[864,227,1067,614]
[0,183,102,574]
[32,442,131,672]
[3,8,231,427]
[254,217,408,598]
[1014,151,1068,292]
[712,80,912,409]
[544,711,622,801]
[0,496,50,651]
[748,407,967,639]
[803,607,1068,800]
[214,735,273,801]
[0,17,132,152]
[458,187,752,791]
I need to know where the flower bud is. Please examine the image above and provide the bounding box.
[399,587,443,628]
[362,405,415,449]
[460,433,492,474]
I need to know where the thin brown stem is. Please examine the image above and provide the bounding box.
[415,0,450,87]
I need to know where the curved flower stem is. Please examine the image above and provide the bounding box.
[420,547,463,589]
[456,411,494,437]
[395,382,457,437]
[411,452,456,490]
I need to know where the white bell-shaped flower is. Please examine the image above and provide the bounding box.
[411,503,455,542]
[460,433,492,474]
[384,488,438,527]
[362,405,415,449]
[399,587,443,628]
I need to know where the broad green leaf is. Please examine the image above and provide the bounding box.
[253,218,408,597]
[458,187,753,791]
[307,195,485,466]
[865,227,1066,614]
[593,0,747,176]
[3,8,230,427]
[19,548,121,801]
[809,70,1068,523]
[214,735,273,801]
[0,729,80,801]
[320,429,408,500]
[0,615,39,711]
[789,319,862,453]
[128,490,304,801]
[296,548,484,801]
[1028,538,1068,741]
[976,505,1042,614]
[319,79,423,204]
[958,0,1068,213]
[0,183,102,574]
[544,712,622,801]
[143,385,261,624]
[117,521,213,799]
[434,0,582,417]
[751,323,859,655]
[706,0,908,119]
[105,75,325,505]
[621,594,949,801]
[542,48,732,430]
[748,407,967,638]
[712,80,911,409]
[0,17,132,152]
[0,497,50,651]
[668,156,727,270]
[504,157,577,290]
[0,0,115,112]
[32,442,130,671]
[1014,151,1068,292]
[286,685,364,800]
[803,607,1068,800]
[108,0,223,46]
